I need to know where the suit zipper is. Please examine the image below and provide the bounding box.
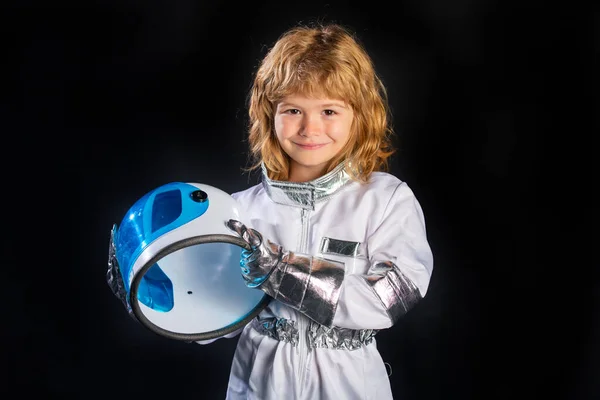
[297,207,310,393]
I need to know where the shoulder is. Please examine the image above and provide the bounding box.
[361,171,406,196]
[231,182,264,203]
[365,171,403,188]
[362,171,420,205]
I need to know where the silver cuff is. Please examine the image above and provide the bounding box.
[365,261,422,324]
[262,253,345,327]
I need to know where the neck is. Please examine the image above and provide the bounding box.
[288,163,328,183]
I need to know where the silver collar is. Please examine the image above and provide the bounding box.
[261,162,351,210]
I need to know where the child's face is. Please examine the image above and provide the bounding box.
[274,94,354,182]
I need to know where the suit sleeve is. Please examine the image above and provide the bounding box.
[331,182,434,330]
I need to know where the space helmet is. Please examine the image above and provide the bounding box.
[107,182,270,342]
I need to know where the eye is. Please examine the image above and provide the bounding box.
[284,108,301,115]
[323,109,337,116]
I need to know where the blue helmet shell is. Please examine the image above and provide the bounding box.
[113,182,209,312]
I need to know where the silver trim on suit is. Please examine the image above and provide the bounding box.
[261,162,351,210]
[319,237,362,257]
[253,317,377,350]
[366,261,423,323]
[264,252,346,328]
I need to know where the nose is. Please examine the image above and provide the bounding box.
[300,115,323,137]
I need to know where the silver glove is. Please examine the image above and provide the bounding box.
[225,219,284,287]
[226,219,346,327]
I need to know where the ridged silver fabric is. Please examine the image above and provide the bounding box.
[252,316,299,346]
[252,317,377,350]
[265,253,346,328]
[307,321,377,350]
[261,162,351,210]
[365,261,422,324]
[106,227,133,315]
[319,237,362,257]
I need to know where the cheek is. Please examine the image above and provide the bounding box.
[274,117,295,141]
[329,121,353,144]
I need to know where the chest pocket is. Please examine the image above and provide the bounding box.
[318,237,369,275]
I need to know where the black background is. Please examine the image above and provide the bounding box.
[3,1,595,399]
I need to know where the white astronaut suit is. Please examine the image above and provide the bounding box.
[223,161,434,400]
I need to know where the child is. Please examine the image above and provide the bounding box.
[223,22,434,399]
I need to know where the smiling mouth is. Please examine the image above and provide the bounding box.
[294,142,329,149]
